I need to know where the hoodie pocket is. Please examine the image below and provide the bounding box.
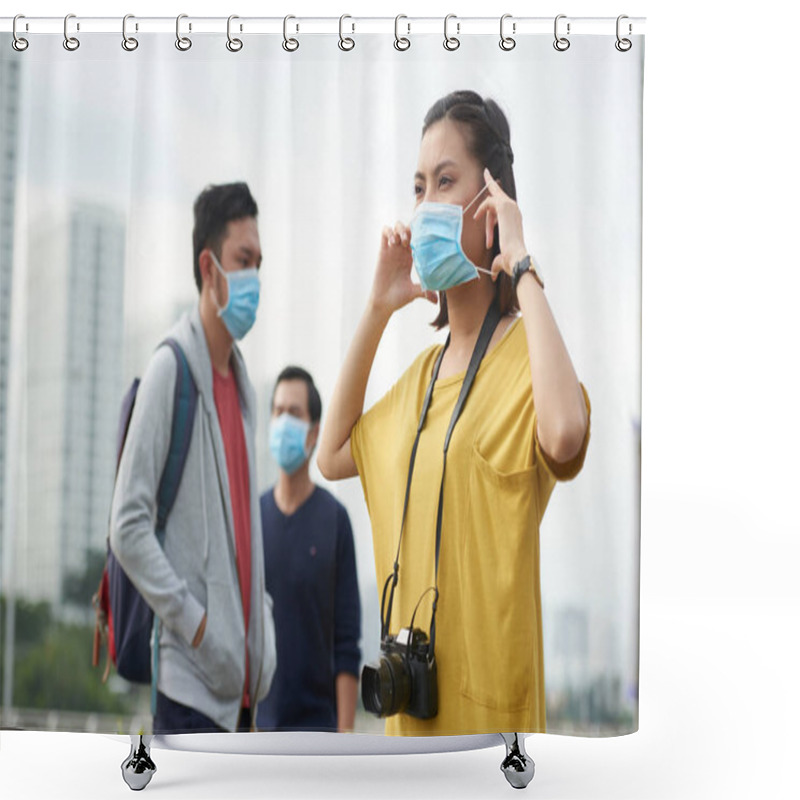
[194,583,245,702]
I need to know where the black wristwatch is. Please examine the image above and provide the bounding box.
[511,254,544,291]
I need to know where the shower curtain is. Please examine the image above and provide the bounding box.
[0,17,643,741]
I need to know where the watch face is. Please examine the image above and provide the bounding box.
[513,255,544,290]
[513,257,530,288]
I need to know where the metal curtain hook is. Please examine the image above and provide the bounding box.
[339,14,355,51]
[122,14,139,51]
[443,14,460,51]
[394,14,410,51]
[553,14,570,52]
[176,14,192,51]
[283,15,299,52]
[499,14,516,51]
[63,13,80,51]
[615,14,632,51]
[12,15,29,52]
[227,15,243,52]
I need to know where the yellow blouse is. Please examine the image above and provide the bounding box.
[351,317,590,735]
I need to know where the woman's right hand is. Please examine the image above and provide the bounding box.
[369,222,437,317]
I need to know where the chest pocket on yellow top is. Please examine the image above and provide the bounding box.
[458,442,540,712]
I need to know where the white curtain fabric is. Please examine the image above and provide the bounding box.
[1,31,643,734]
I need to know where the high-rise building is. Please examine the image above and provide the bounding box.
[546,604,591,693]
[20,202,125,608]
[1,60,21,562]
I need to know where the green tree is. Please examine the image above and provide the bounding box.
[62,548,107,608]
[0,595,52,652]
[13,621,130,714]
[1,594,138,717]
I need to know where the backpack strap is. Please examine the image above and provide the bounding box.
[154,338,198,540]
[115,379,141,475]
[151,338,198,715]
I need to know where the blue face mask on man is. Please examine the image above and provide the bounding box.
[269,413,311,475]
[409,184,492,292]
[210,251,260,340]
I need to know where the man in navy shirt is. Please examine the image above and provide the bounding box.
[258,366,361,732]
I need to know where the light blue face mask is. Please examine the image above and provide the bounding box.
[409,184,493,292]
[211,251,260,340]
[269,413,311,475]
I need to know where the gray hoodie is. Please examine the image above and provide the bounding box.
[110,306,276,731]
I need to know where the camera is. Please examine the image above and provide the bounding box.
[361,627,438,719]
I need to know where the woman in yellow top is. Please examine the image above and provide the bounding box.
[317,90,590,736]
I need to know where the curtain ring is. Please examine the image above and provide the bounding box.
[553,14,570,52]
[499,14,516,51]
[615,15,632,52]
[227,15,243,52]
[12,15,29,52]
[283,15,299,52]
[63,13,80,51]
[443,14,460,51]
[338,14,355,51]
[176,14,192,51]
[394,15,410,51]
[122,14,139,51]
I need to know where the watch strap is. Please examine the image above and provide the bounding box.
[511,254,544,291]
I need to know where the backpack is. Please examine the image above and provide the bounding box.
[93,338,198,690]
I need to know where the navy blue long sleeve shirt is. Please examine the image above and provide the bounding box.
[256,486,361,731]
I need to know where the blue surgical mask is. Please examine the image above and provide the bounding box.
[211,251,260,340]
[269,413,311,475]
[409,185,492,292]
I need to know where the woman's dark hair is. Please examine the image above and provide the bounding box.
[422,91,520,329]
[192,182,259,293]
[272,365,322,424]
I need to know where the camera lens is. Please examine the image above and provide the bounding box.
[361,652,411,717]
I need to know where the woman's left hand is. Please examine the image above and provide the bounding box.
[472,167,529,279]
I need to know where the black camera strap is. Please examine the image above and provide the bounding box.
[380,298,503,656]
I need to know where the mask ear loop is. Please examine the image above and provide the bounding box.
[461,183,496,278]
[462,182,490,216]
[209,251,230,316]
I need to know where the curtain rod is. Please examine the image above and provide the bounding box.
[1,16,646,37]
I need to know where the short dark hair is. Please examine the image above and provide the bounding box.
[192,183,259,293]
[421,91,520,329]
[272,366,322,424]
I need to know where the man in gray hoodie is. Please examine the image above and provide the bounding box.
[110,182,276,733]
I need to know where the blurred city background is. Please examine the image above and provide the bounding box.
[0,35,640,735]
